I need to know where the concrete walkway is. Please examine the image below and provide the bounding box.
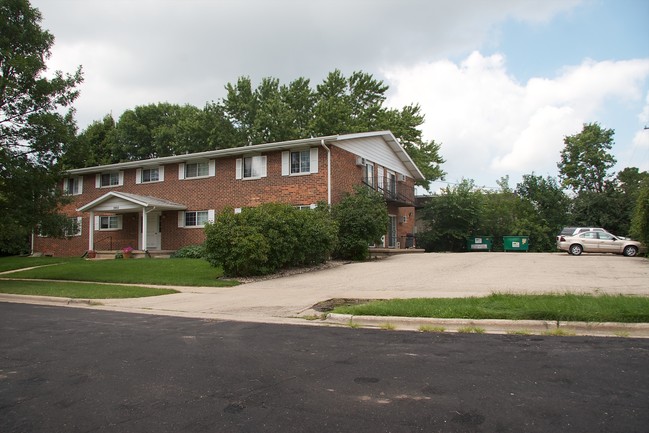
[2,253,649,336]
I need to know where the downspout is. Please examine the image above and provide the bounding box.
[321,139,331,206]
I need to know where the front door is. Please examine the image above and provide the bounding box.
[146,212,161,250]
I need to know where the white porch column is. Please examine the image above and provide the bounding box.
[88,211,95,251]
[141,208,148,251]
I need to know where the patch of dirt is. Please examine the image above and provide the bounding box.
[311,298,384,312]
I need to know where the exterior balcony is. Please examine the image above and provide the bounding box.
[363,176,415,206]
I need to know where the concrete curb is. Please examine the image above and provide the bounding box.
[0,293,98,306]
[326,313,649,338]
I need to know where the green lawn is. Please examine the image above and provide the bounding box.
[332,293,649,323]
[0,257,238,287]
[0,279,178,298]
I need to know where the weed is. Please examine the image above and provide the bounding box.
[457,326,485,334]
[507,329,532,335]
[543,328,576,336]
[419,325,445,333]
[380,322,396,330]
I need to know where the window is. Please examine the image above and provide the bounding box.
[387,171,396,197]
[365,162,374,187]
[186,162,209,178]
[179,210,215,228]
[291,150,310,174]
[96,171,123,188]
[281,148,318,176]
[65,217,82,237]
[97,215,122,231]
[236,156,267,179]
[63,177,83,195]
[295,204,317,211]
[179,160,214,179]
[136,166,164,184]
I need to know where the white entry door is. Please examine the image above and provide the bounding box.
[146,212,161,250]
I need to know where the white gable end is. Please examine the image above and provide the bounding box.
[335,136,412,176]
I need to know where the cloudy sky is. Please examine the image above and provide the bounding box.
[33,0,649,190]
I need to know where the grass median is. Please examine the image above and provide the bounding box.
[332,293,649,323]
[1,257,237,287]
[0,279,178,299]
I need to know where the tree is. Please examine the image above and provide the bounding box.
[332,186,388,260]
[558,122,616,194]
[418,179,484,252]
[630,180,649,248]
[0,0,83,253]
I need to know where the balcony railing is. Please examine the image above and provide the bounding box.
[363,176,415,205]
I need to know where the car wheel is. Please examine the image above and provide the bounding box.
[569,244,583,256]
[623,246,638,257]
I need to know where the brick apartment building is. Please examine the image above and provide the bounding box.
[33,131,424,257]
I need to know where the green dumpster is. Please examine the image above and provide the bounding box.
[467,236,493,252]
[503,236,529,252]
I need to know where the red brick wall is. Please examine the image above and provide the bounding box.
[33,145,419,255]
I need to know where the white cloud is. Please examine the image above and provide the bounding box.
[384,53,649,188]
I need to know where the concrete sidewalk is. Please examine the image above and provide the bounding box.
[1,253,648,336]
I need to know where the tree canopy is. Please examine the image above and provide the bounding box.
[0,0,83,254]
[65,70,445,188]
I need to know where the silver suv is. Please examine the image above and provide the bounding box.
[556,227,607,242]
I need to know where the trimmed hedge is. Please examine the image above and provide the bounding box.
[204,203,338,277]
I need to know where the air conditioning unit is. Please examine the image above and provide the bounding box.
[397,174,407,182]
[355,156,366,166]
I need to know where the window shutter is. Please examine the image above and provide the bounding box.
[95,174,101,188]
[178,163,185,180]
[77,176,83,194]
[260,156,267,178]
[310,148,318,173]
[281,151,290,176]
[177,211,185,227]
[76,216,83,235]
[235,158,242,180]
[94,216,100,229]
[116,215,123,230]
[208,160,216,177]
[135,168,142,184]
[118,171,124,186]
[158,166,165,182]
[207,209,215,223]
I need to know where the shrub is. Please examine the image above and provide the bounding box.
[332,186,388,260]
[204,204,338,277]
[171,244,206,259]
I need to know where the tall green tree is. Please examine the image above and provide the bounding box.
[558,122,616,194]
[630,180,649,248]
[0,0,83,253]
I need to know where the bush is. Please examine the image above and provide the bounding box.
[332,186,388,260]
[204,204,338,277]
[170,244,206,259]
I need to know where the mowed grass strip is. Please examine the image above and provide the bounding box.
[0,279,178,298]
[1,257,238,287]
[332,293,649,323]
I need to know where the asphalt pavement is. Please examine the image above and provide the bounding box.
[2,303,648,433]
[1,253,649,336]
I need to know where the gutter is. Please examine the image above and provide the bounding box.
[321,140,331,206]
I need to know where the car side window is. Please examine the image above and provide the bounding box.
[598,233,614,240]
[582,232,597,239]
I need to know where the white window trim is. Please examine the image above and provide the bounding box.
[94,215,123,231]
[136,166,165,184]
[177,210,215,228]
[179,160,215,180]
[281,148,318,176]
[236,155,267,180]
[95,171,124,188]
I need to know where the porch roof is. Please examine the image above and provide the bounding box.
[77,191,187,213]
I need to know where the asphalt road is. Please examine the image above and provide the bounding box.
[2,303,648,433]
